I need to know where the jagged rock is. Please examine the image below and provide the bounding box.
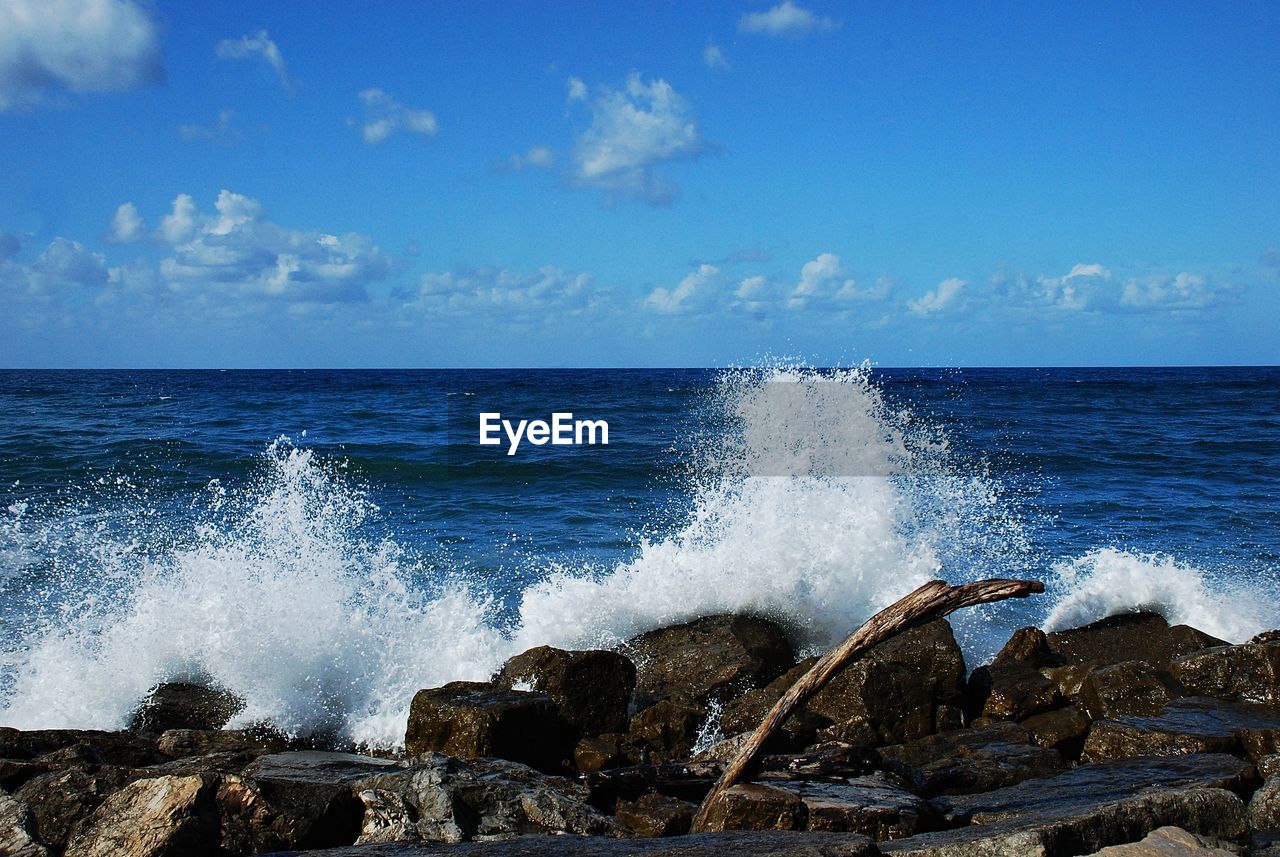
[493,645,637,736]
[128,682,244,733]
[64,774,223,857]
[883,755,1252,856]
[1081,697,1280,763]
[1086,825,1241,855]
[0,728,166,767]
[693,732,752,762]
[14,765,140,851]
[781,774,933,839]
[804,620,967,747]
[404,681,576,773]
[1173,642,1280,705]
[1078,661,1181,720]
[628,698,708,763]
[997,627,1058,667]
[720,657,827,751]
[1248,775,1280,831]
[356,751,626,842]
[1259,754,1280,780]
[1020,706,1091,759]
[1047,614,1226,669]
[574,733,631,772]
[615,791,696,836]
[0,792,46,857]
[876,721,1064,796]
[155,728,285,759]
[354,788,417,845]
[969,662,1064,721]
[623,614,796,709]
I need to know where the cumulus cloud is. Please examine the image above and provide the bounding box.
[908,278,967,316]
[645,264,722,314]
[108,202,144,243]
[356,88,437,144]
[501,145,555,172]
[0,236,109,294]
[703,45,729,70]
[412,265,599,321]
[571,73,707,205]
[739,1,839,38]
[0,0,163,112]
[144,190,389,302]
[789,252,885,308]
[215,29,291,91]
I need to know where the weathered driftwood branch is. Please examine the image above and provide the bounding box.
[690,577,1044,832]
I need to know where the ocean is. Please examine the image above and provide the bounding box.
[1,365,1277,749]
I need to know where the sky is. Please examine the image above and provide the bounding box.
[1,0,1278,368]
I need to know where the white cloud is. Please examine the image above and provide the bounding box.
[572,73,706,204]
[502,145,555,172]
[357,88,437,144]
[566,77,587,101]
[413,265,599,320]
[215,29,291,91]
[908,278,967,316]
[0,0,162,112]
[1,236,109,294]
[1119,272,1229,312]
[645,264,721,314]
[992,262,1239,315]
[739,1,839,38]
[150,190,390,302]
[703,45,729,71]
[179,107,240,143]
[109,202,144,243]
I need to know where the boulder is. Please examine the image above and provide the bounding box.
[574,733,632,772]
[1078,661,1181,720]
[1081,697,1280,763]
[353,787,416,845]
[155,728,285,759]
[127,682,244,733]
[968,662,1063,721]
[404,681,577,773]
[623,614,796,709]
[1047,614,1226,669]
[0,728,166,767]
[876,721,1064,797]
[699,782,809,832]
[13,765,140,851]
[64,774,223,857]
[779,774,934,840]
[628,698,708,763]
[805,620,967,746]
[996,627,1059,668]
[615,791,697,836]
[1259,754,1280,780]
[493,645,637,736]
[1086,825,1240,856]
[1172,642,1280,705]
[719,657,826,752]
[0,792,46,857]
[1249,775,1280,833]
[1020,705,1091,760]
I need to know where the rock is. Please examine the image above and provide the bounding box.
[1087,825,1241,856]
[0,728,166,767]
[128,681,244,733]
[356,751,626,842]
[805,620,967,746]
[156,728,284,759]
[64,774,223,857]
[1172,642,1280,705]
[1020,706,1091,760]
[996,627,1059,668]
[574,733,631,772]
[628,698,708,763]
[699,782,809,832]
[1249,775,1280,831]
[615,791,696,836]
[1048,614,1226,669]
[354,788,417,845]
[969,662,1063,721]
[0,792,46,857]
[721,657,826,751]
[623,614,796,709]
[1078,661,1181,720]
[1081,697,1280,763]
[14,766,140,851]
[884,754,1253,856]
[493,645,637,736]
[404,681,577,773]
[780,774,934,840]
[693,732,752,762]
[876,721,1064,796]
[1259,754,1280,780]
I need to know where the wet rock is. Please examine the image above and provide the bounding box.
[1087,825,1241,856]
[628,698,708,763]
[876,721,1064,796]
[128,681,244,733]
[404,681,577,773]
[1048,613,1225,669]
[1259,754,1280,780]
[1172,642,1280,705]
[156,728,285,759]
[782,774,934,839]
[1078,661,1181,720]
[721,657,827,751]
[1020,706,1091,760]
[493,645,637,736]
[692,732,752,762]
[0,727,166,767]
[354,788,417,845]
[699,782,809,832]
[615,791,696,836]
[969,662,1063,721]
[1249,775,1280,832]
[574,733,631,772]
[1081,697,1280,763]
[64,773,223,857]
[805,620,967,746]
[14,765,140,851]
[623,613,796,710]
[0,792,46,857]
[357,751,626,842]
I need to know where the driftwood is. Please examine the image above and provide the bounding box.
[690,577,1044,831]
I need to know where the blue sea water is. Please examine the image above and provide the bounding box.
[0,365,1277,747]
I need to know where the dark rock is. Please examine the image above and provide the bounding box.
[805,620,966,747]
[1252,630,1280,645]
[720,657,826,751]
[995,627,1058,668]
[700,782,809,832]
[0,759,46,792]
[0,727,166,767]
[493,645,637,736]
[1086,825,1241,855]
[1173,642,1280,705]
[0,792,46,857]
[64,773,224,857]
[13,765,141,851]
[404,681,577,773]
[1020,705,1091,759]
[968,662,1063,721]
[883,755,1253,857]
[628,698,708,763]
[1047,614,1227,669]
[1043,662,1099,700]
[156,728,285,759]
[781,774,934,840]
[623,614,796,709]
[128,681,244,733]
[1078,661,1181,720]
[876,721,1064,797]
[1081,697,1280,763]
[1249,775,1280,834]
[574,733,631,772]
[615,791,696,836]
[1259,754,1280,780]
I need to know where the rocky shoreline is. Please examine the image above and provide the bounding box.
[5,609,1280,856]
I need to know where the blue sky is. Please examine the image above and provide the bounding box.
[1,0,1277,367]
